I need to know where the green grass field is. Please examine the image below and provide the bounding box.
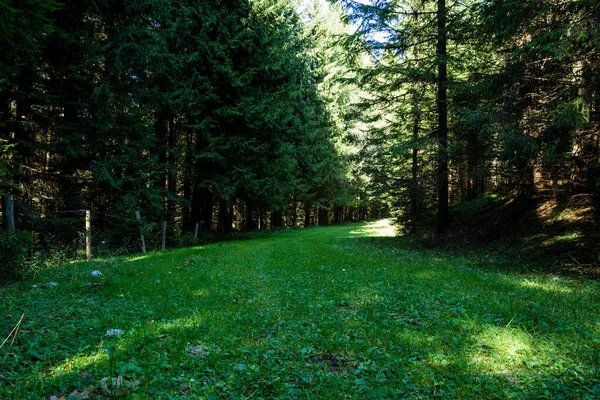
[1,220,599,399]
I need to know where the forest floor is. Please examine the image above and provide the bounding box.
[434,191,600,278]
[1,220,600,399]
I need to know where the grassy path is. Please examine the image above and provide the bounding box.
[1,220,599,398]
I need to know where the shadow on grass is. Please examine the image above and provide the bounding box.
[393,194,600,278]
[2,220,599,398]
[35,266,599,398]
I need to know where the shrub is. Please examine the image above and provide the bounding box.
[0,229,33,284]
[451,195,505,224]
[178,231,212,248]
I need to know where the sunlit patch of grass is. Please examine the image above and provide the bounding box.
[123,254,151,263]
[349,218,396,237]
[471,326,533,373]
[49,350,108,379]
[192,288,210,297]
[1,220,599,398]
[542,231,581,247]
[519,278,574,294]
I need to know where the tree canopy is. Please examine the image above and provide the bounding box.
[0,0,375,255]
[1,0,598,267]
[333,0,599,234]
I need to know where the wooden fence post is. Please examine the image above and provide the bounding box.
[162,221,167,251]
[85,210,92,261]
[194,223,199,239]
[2,194,15,234]
[135,210,147,254]
[257,207,261,230]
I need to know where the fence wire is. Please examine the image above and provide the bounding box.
[1,199,185,262]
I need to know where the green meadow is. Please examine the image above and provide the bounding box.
[1,220,599,399]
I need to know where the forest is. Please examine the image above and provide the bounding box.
[0,0,599,274]
[1,1,600,397]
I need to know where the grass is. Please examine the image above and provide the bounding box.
[1,219,599,399]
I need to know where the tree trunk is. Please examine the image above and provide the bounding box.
[182,120,194,232]
[271,210,283,228]
[318,207,329,226]
[167,116,176,223]
[436,0,449,234]
[290,197,298,227]
[217,198,232,235]
[0,92,11,139]
[230,203,235,230]
[409,90,420,229]
[156,111,169,213]
[190,123,213,232]
[191,186,213,232]
[517,161,535,200]
[333,205,342,224]
[244,201,256,231]
[410,12,421,223]
[304,203,311,227]
[410,109,420,218]
[258,207,266,230]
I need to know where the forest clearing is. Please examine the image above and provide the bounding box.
[1,220,599,399]
[1,0,599,397]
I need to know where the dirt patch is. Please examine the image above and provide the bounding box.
[308,353,347,373]
[337,301,357,310]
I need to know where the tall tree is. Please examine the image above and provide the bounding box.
[436,0,449,232]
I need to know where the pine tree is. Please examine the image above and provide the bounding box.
[0,0,57,196]
[334,0,494,232]
[479,0,600,197]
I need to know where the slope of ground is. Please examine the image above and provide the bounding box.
[441,192,600,277]
[1,220,599,398]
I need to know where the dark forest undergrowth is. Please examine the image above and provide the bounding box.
[1,220,599,399]
[422,191,600,279]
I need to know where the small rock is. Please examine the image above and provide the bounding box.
[47,282,58,287]
[181,383,190,394]
[50,396,59,400]
[100,376,139,395]
[90,270,103,277]
[69,389,91,399]
[105,329,123,337]
[185,344,209,358]
[31,284,37,288]
[233,363,247,371]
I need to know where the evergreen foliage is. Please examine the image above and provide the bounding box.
[334,0,600,233]
[1,0,598,269]
[0,0,372,267]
